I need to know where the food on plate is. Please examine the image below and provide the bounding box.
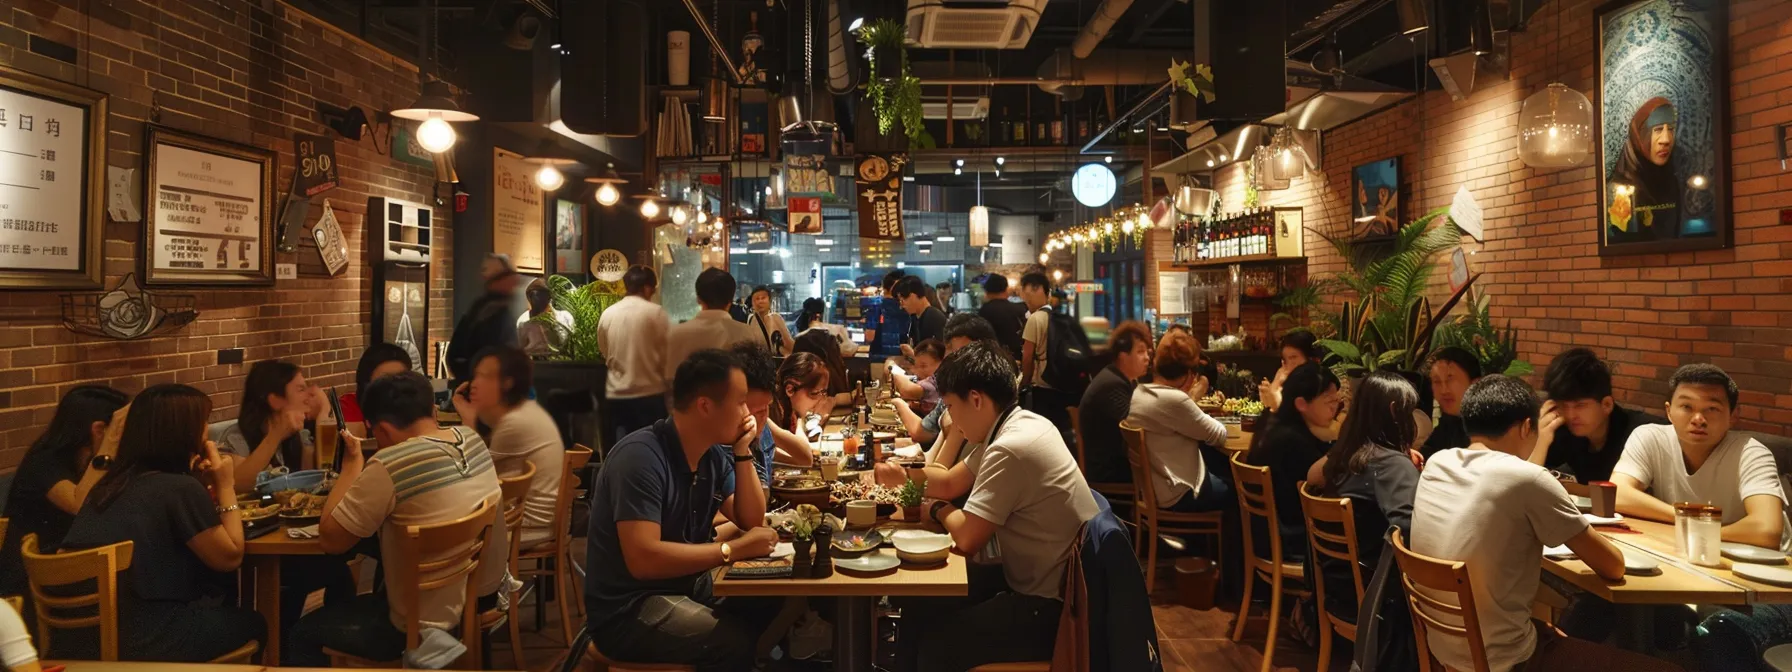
[829,480,901,506]
[274,491,324,516]
[1221,398,1265,416]
[773,477,827,492]
[242,503,282,521]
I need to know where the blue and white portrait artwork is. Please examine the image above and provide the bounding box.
[1351,156,1401,238]
[1598,0,1728,253]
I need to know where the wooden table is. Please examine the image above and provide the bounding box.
[1595,517,1792,604]
[242,531,328,666]
[42,663,515,672]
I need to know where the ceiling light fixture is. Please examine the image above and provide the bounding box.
[392,77,478,154]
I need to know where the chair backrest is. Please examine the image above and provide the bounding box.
[557,445,595,546]
[1229,452,1284,565]
[498,462,537,590]
[1118,423,1159,512]
[1299,482,1365,605]
[21,533,133,661]
[392,500,497,654]
[1068,405,1087,472]
[1390,528,1491,672]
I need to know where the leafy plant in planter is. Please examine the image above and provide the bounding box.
[1312,206,1478,378]
[898,479,924,519]
[857,19,934,149]
[545,275,612,363]
[1432,287,1533,376]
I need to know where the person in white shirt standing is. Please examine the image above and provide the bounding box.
[1412,375,1680,672]
[598,266,672,444]
[665,268,760,382]
[1612,363,1787,550]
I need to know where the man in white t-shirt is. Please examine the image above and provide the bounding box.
[1612,363,1787,550]
[1412,375,1679,672]
[598,265,671,443]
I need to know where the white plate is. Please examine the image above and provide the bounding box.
[1583,512,1624,526]
[767,542,794,560]
[1622,549,1660,576]
[835,549,901,573]
[892,532,952,555]
[1722,542,1788,565]
[1543,545,1575,560]
[1734,562,1792,587]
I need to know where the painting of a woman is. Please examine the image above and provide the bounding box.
[1605,97,1680,243]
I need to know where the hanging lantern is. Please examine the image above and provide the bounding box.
[1518,83,1594,168]
[1175,177,1217,216]
[1269,128,1308,182]
[1252,146,1290,191]
[969,205,990,247]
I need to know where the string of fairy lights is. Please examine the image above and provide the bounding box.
[1038,203,1158,264]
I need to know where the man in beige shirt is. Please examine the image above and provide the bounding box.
[600,265,672,442]
[666,268,759,381]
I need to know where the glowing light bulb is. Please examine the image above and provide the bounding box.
[534,164,565,191]
[1039,252,1050,264]
[595,182,621,206]
[1138,211,1153,231]
[697,209,709,225]
[416,114,456,153]
[641,198,661,219]
[671,204,689,226]
[1122,219,1136,234]
[1052,270,1064,282]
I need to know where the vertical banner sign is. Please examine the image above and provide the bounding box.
[855,153,906,240]
[492,147,545,274]
[311,199,348,276]
[292,133,338,197]
[0,69,107,289]
[784,152,834,198]
[788,196,822,234]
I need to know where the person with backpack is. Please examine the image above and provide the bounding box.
[1019,271,1090,436]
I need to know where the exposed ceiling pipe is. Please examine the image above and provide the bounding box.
[680,0,746,85]
[1037,48,1185,97]
[824,0,855,94]
[1071,0,1137,59]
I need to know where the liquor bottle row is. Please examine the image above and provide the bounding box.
[985,106,1110,147]
[1173,208,1280,263]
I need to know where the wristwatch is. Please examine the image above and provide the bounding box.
[720,542,733,564]
[89,454,113,471]
[929,500,952,524]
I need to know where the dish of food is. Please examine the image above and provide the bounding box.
[275,491,325,517]
[772,477,828,493]
[832,529,885,554]
[241,503,282,522]
[829,481,902,506]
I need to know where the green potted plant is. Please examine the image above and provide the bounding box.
[1432,287,1534,376]
[790,503,822,577]
[1311,206,1476,379]
[898,479,924,522]
[857,19,933,149]
[533,275,614,448]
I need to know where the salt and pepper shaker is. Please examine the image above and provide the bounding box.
[812,524,834,578]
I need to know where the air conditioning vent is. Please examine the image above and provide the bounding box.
[905,0,1044,49]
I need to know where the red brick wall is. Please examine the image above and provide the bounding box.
[1149,0,1792,433]
[0,0,454,464]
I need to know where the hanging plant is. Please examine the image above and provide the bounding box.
[1168,60,1216,103]
[858,19,934,149]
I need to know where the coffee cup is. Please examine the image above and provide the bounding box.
[846,499,877,528]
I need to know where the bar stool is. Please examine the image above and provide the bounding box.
[1119,423,1223,591]
[1390,528,1492,672]
[495,461,539,668]
[324,500,497,669]
[517,444,595,644]
[20,534,259,664]
[1299,481,1364,672]
[1228,452,1307,672]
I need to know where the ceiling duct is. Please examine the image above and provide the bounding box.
[906,0,1047,49]
[1036,48,1188,99]
[1071,0,1135,59]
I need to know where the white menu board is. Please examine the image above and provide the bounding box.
[147,132,270,285]
[0,86,87,273]
[1158,271,1190,314]
[492,147,545,274]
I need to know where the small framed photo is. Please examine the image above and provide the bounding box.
[143,126,276,286]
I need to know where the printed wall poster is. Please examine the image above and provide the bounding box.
[554,199,584,275]
[855,153,906,240]
[1350,156,1401,239]
[1597,0,1729,255]
[493,147,546,274]
[0,66,108,288]
[144,126,275,286]
[784,153,834,198]
[310,199,348,276]
[788,196,822,234]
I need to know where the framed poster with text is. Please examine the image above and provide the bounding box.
[143,126,275,286]
[492,147,546,274]
[0,66,108,289]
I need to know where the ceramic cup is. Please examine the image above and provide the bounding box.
[846,499,877,528]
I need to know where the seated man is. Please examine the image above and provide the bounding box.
[1612,363,1786,550]
[1420,347,1481,457]
[1412,375,1679,672]
[288,372,507,665]
[1530,348,1666,482]
[905,343,1101,672]
[1077,321,1155,486]
[584,350,779,671]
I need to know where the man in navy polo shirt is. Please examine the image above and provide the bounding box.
[585,349,780,671]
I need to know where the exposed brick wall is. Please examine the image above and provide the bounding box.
[1145,0,1792,433]
[0,0,454,463]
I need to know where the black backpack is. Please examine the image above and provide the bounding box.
[1041,308,1095,395]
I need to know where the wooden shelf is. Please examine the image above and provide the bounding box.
[1170,253,1306,269]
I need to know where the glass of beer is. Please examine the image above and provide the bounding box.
[316,421,339,472]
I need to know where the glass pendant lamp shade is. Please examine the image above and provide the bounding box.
[1518,83,1594,168]
[1252,146,1290,191]
[969,205,990,247]
[1175,181,1217,216]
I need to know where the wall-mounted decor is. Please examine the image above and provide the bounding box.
[368,195,432,264]
[61,273,197,340]
[492,147,546,274]
[1597,0,1729,255]
[368,196,432,372]
[855,153,906,240]
[1350,156,1401,238]
[143,126,275,286]
[0,66,108,289]
[554,199,584,275]
[311,199,348,276]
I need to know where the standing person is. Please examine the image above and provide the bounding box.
[1245,363,1341,564]
[583,350,780,671]
[977,274,1028,365]
[225,360,331,490]
[1411,376,1680,672]
[745,286,793,356]
[0,386,129,596]
[1018,271,1074,431]
[893,276,947,349]
[599,265,672,443]
[447,254,522,385]
[665,268,760,381]
[902,343,1101,671]
[935,282,957,315]
[1077,321,1155,485]
[1531,348,1667,482]
[516,278,574,357]
[1421,347,1482,457]
[866,270,910,359]
[1612,364,1786,550]
[453,346,564,550]
[61,384,266,662]
[288,372,508,666]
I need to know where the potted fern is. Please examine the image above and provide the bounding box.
[533,275,614,446]
[857,19,933,149]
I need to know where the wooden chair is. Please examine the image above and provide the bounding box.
[1390,528,1492,672]
[517,444,594,644]
[1299,481,1365,672]
[1118,423,1224,592]
[1069,407,1138,531]
[20,534,258,664]
[495,461,539,669]
[325,500,497,669]
[1228,452,1307,672]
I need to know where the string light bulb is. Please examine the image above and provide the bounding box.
[416,115,457,153]
[595,182,621,206]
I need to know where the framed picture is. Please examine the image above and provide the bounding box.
[143,126,275,285]
[554,199,584,275]
[1350,156,1401,238]
[0,66,108,289]
[1596,0,1729,256]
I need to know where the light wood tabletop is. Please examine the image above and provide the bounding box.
[713,548,969,598]
[1541,540,1750,605]
[1603,517,1792,604]
[42,663,265,672]
[245,530,327,556]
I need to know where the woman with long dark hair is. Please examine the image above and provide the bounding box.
[772,352,832,452]
[1245,363,1341,563]
[0,386,129,595]
[61,384,265,662]
[227,360,330,490]
[792,328,854,413]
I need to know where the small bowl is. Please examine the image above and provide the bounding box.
[892,532,951,565]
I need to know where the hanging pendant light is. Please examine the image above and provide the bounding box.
[1518,83,1594,168]
[586,163,629,206]
[969,171,989,247]
[1269,128,1308,182]
[1175,175,1217,216]
[392,77,479,153]
[1252,146,1290,191]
